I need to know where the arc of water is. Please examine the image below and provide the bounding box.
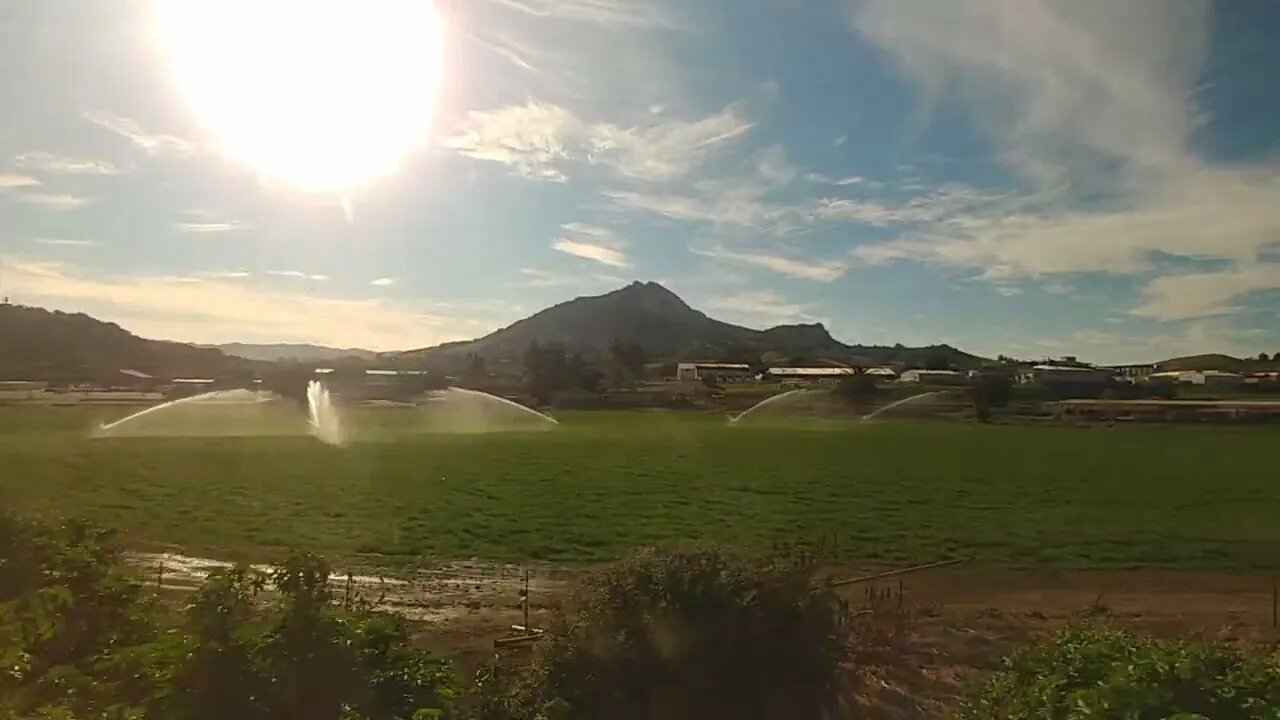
[728,388,808,424]
[442,387,558,424]
[861,390,951,422]
[97,389,274,434]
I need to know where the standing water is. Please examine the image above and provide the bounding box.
[306,380,344,445]
[861,390,951,422]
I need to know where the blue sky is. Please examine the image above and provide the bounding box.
[1,0,1278,362]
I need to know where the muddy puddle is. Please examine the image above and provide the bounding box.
[126,551,572,624]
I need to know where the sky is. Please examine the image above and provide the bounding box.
[1,0,1279,363]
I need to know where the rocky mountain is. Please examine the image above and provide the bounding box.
[213,343,378,363]
[390,281,985,369]
[0,304,261,381]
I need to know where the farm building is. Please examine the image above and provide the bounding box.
[1148,370,1245,388]
[1018,364,1112,385]
[864,367,898,379]
[898,369,967,385]
[676,362,754,382]
[762,367,854,382]
[1100,363,1157,380]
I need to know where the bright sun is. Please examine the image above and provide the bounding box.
[154,0,444,192]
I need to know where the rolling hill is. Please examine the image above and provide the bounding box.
[389,281,985,369]
[0,304,262,381]
[212,343,378,363]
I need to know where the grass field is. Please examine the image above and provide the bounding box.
[0,404,1276,569]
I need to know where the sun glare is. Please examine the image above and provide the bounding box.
[154,0,444,192]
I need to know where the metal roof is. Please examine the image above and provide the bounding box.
[765,367,855,376]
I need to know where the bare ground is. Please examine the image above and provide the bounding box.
[128,552,1280,718]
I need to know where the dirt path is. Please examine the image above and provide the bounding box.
[129,552,1279,717]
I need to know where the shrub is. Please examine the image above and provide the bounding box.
[0,513,458,720]
[474,547,853,720]
[961,627,1280,719]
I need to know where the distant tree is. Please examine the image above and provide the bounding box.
[971,374,1013,423]
[465,352,487,377]
[835,369,878,411]
[1258,352,1271,362]
[566,352,604,393]
[608,340,646,385]
[923,349,952,371]
[524,341,568,403]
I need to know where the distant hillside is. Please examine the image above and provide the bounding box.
[0,304,261,381]
[213,343,378,363]
[390,281,986,369]
[1156,354,1246,372]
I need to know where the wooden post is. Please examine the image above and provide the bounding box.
[156,559,164,591]
[523,568,530,635]
[1271,574,1277,629]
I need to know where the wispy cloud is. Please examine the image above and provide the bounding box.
[32,238,97,247]
[1,257,489,350]
[267,270,328,282]
[692,247,846,282]
[551,222,629,267]
[0,174,42,188]
[9,193,91,210]
[442,101,753,182]
[201,270,251,279]
[370,277,397,287]
[703,290,815,327]
[483,0,679,28]
[174,222,240,233]
[552,239,629,267]
[847,0,1280,319]
[83,111,196,158]
[1132,265,1280,321]
[804,173,867,186]
[14,152,124,175]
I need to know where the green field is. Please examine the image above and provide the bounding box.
[0,405,1275,569]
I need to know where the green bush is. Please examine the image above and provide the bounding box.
[961,627,1280,719]
[473,547,854,720]
[0,514,458,720]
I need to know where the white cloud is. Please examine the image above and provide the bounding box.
[1132,265,1280,321]
[692,247,846,282]
[441,101,753,182]
[1,257,490,350]
[552,239,629,267]
[441,103,576,181]
[804,173,866,186]
[370,277,397,287]
[201,270,251,279]
[83,111,197,158]
[516,267,624,289]
[266,270,328,282]
[844,1,1280,318]
[32,238,97,247]
[484,0,678,28]
[587,105,754,181]
[13,152,123,175]
[560,222,612,238]
[703,290,815,327]
[174,222,240,233]
[0,174,41,188]
[9,193,90,210]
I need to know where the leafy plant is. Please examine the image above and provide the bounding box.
[961,627,1280,719]
[473,546,854,720]
[0,513,458,720]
